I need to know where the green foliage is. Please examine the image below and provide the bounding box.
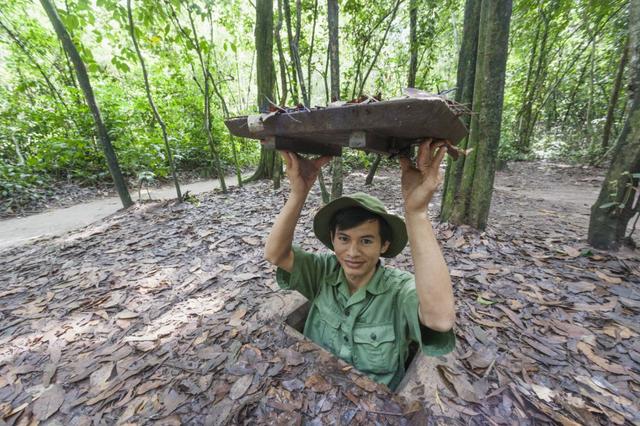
[0,0,258,201]
[0,162,51,212]
[0,0,632,210]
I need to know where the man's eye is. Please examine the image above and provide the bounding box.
[338,236,349,242]
[362,238,373,245]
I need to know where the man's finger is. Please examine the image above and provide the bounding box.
[279,150,293,169]
[433,146,447,168]
[314,155,333,168]
[417,141,430,170]
[429,140,446,162]
[399,156,412,172]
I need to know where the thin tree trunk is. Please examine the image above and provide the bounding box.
[164,2,227,191]
[441,0,512,229]
[284,0,309,105]
[588,0,640,249]
[275,0,288,106]
[585,30,596,149]
[39,0,132,208]
[186,9,227,192]
[12,134,25,166]
[441,0,481,221]
[207,69,243,188]
[357,0,402,96]
[248,0,282,187]
[365,154,382,186]
[516,9,550,154]
[127,0,181,201]
[317,47,330,203]
[367,0,413,187]
[407,0,418,88]
[307,0,319,103]
[0,17,69,110]
[561,57,590,125]
[327,0,342,200]
[282,0,299,104]
[602,39,629,149]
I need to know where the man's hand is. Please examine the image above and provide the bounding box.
[281,151,332,195]
[265,151,331,273]
[399,139,448,214]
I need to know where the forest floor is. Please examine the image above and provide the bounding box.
[0,161,639,425]
[0,174,246,250]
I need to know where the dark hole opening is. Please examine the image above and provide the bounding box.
[285,301,420,371]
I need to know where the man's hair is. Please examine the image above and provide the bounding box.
[329,207,392,244]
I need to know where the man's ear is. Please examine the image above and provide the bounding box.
[380,240,391,254]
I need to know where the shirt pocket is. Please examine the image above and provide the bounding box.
[317,308,341,353]
[353,323,398,374]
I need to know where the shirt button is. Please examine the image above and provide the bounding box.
[343,336,348,343]
[344,308,350,316]
[370,333,377,341]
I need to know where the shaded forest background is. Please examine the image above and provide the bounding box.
[0,0,636,246]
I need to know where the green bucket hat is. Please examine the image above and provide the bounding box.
[313,192,408,258]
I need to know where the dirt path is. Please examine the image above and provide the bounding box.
[0,162,618,251]
[0,175,244,250]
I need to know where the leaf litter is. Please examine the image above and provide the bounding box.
[0,161,638,424]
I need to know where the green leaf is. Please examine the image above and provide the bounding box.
[580,249,593,257]
[476,296,496,306]
[598,202,617,209]
[87,62,100,73]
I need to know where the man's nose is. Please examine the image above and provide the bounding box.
[347,241,360,256]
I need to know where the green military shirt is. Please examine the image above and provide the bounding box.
[276,246,455,390]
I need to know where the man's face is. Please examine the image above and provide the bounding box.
[331,219,391,287]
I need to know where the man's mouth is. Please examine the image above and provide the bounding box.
[344,259,364,269]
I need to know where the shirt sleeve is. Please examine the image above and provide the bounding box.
[397,278,456,357]
[275,246,333,302]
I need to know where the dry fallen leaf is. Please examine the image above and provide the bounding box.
[530,383,555,402]
[32,384,65,421]
[305,374,332,393]
[576,341,627,375]
[89,362,114,391]
[229,374,253,400]
[595,270,622,284]
[353,375,377,392]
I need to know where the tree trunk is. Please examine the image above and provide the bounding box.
[283,0,308,105]
[407,0,418,88]
[127,0,181,201]
[602,39,629,149]
[441,0,481,221]
[186,9,227,193]
[282,0,299,104]
[275,0,288,106]
[307,0,319,102]
[357,0,401,97]
[208,69,243,188]
[516,10,550,154]
[249,0,282,187]
[365,154,382,186]
[0,17,69,111]
[588,1,640,250]
[327,0,342,200]
[440,0,512,229]
[367,0,415,187]
[40,0,132,208]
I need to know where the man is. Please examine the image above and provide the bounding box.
[264,140,456,390]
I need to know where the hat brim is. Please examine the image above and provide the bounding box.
[313,196,407,258]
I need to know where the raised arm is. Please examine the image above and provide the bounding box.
[399,141,455,332]
[264,151,332,272]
